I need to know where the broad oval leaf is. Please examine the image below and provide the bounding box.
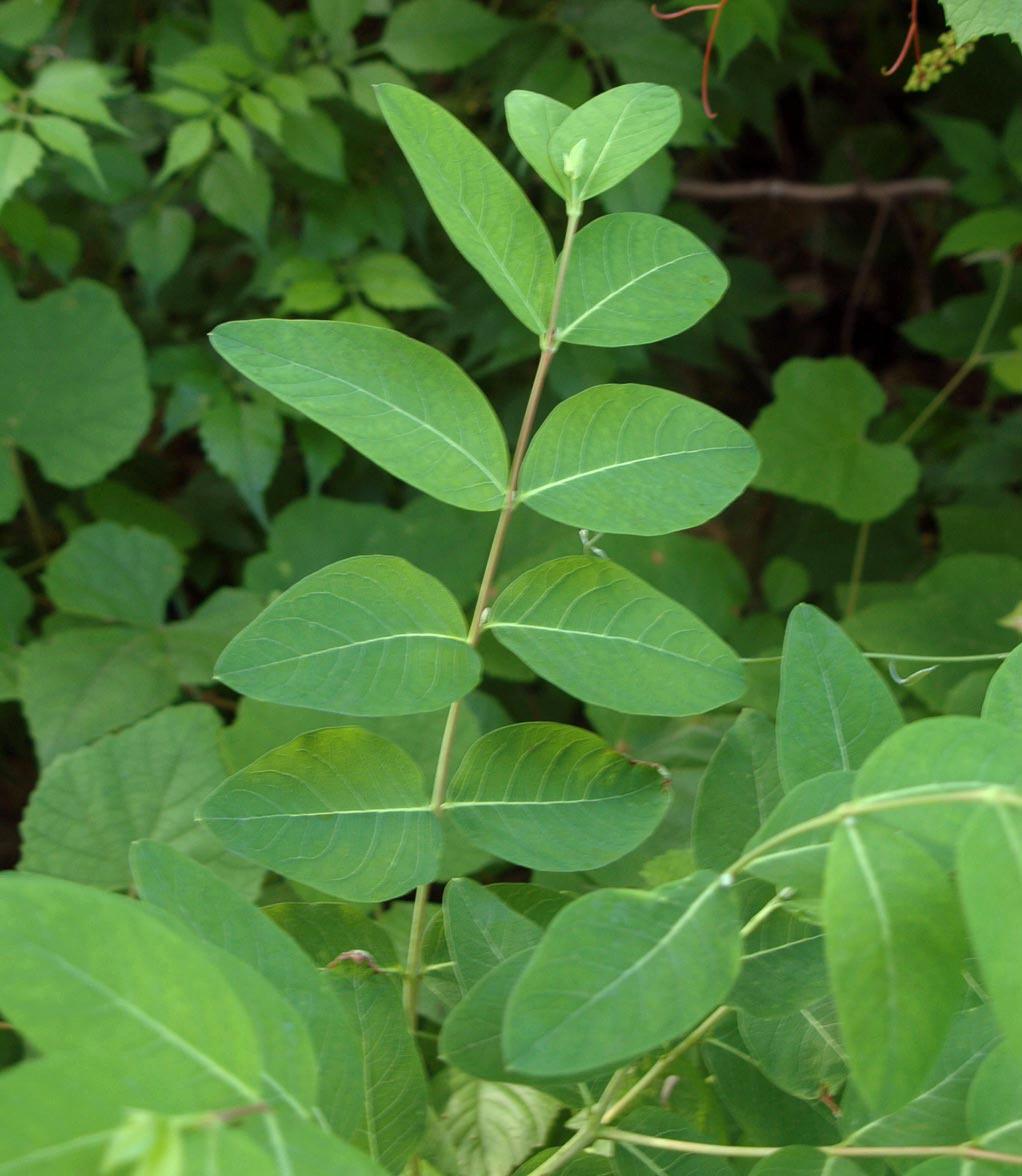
[215,555,481,716]
[519,383,758,535]
[503,871,741,1075]
[555,216,729,347]
[486,556,745,716]
[505,89,571,196]
[823,820,967,1114]
[547,84,681,204]
[777,604,902,790]
[201,727,442,902]
[983,645,1022,727]
[209,319,509,511]
[446,722,669,870]
[375,83,555,335]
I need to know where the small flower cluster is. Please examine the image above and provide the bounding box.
[905,31,976,91]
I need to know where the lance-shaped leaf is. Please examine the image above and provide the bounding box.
[546,84,680,204]
[210,320,509,512]
[824,820,967,1114]
[958,805,1022,1063]
[503,871,741,1075]
[375,83,554,335]
[446,722,669,870]
[776,604,902,790]
[505,89,571,196]
[555,216,729,347]
[215,555,481,716]
[485,556,745,716]
[201,727,442,902]
[519,383,757,536]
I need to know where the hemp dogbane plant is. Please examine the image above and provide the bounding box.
[4,80,1022,1176]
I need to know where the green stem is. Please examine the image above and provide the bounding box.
[600,1128,1022,1167]
[741,650,1011,666]
[401,210,582,1031]
[898,254,1015,445]
[844,520,871,617]
[8,445,47,558]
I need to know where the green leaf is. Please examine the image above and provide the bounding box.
[983,644,1022,726]
[217,109,254,169]
[776,605,902,790]
[31,114,103,184]
[128,206,195,299]
[201,727,442,901]
[505,89,572,196]
[547,84,681,205]
[375,83,555,335]
[730,930,828,1019]
[693,710,781,871]
[0,874,265,1107]
[210,319,508,510]
[0,0,59,48]
[439,950,534,1082]
[447,722,669,871]
[19,626,179,765]
[486,556,745,717]
[958,804,1022,1063]
[0,280,151,503]
[612,1107,731,1176]
[42,521,182,626]
[935,207,1022,258]
[199,151,272,243]
[19,705,259,894]
[381,0,512,71]
[739,995,847,1100]
[161,588,263,685]
[31,59,124,132]
[239,89,282,141]
[751,358,919,523]
[155,118,213,184]
[216,554,480,715]
[503,872,741,1075]
[280,108,345,180]
[0,129,33,210]
[555,215,729,347]
[351,251,442,310]
[940,0,1022,46]
[443,878,542,992]
[823,820,967,1113]
[199,391,283,527]
[967,1043,1022,1150]
[750,1148,865,1176]
[518,383,758,535]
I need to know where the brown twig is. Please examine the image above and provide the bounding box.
[652,0,731,119]
[672,176,952,202]
[884,0,922,76]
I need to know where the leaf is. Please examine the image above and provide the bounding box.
[486,556,745,717]
[776,605,902,790]
[19,705,259,894]
[19,626,179,765]
[750,357,919,523]
[155,117,213,184]
[739,995,847,1100]
[0,280,151,504]
[0,129,41,210]
[750,1148,866,1176]
[160,588,263,685]
[31,114,103,184]
[216,555,481,715]
[443,877,542,992]
[983,644,1022,726]
[42,521,183,627]
[131,843,367,1140]
[351,251,442,310]
[128,206,194,298]
[958,804,1022,1063]
[503,872,741,1075]
[505,89,572,196]
[199,151,272,243]
[0,0,59,48]
[432,1071,560,1176]
[967,1043,1022,1150]
[209,319,508,511]
[940,0,1022,46]
[280,108,345,180]
[555,215,729,347]
[730,930,829,1019]
[0,874,265,1108]
[823,820,967,1114]
[376,84,555,335]
[935,207,1022,258]
[518,383,758,535]
[199,391,283,527]
[612,1107,732,1176]
[31,59,124,132]
[447,722,669,871]
[439,950,534,1082]
[547,84,681,205]
[201,726,442,901]
[693,710,781,871]
[381,0,513,71]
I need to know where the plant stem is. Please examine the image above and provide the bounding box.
[402,210,582,1030]
[741,650,1011,666]
[898,253,1015,445]
[843,521,871,617]
[8,445,48,558]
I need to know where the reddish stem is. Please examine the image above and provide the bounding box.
[883,0,922,75]
[652,0,730,119]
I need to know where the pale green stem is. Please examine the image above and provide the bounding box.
[844,520,871,617]
[742,650,1011,666]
